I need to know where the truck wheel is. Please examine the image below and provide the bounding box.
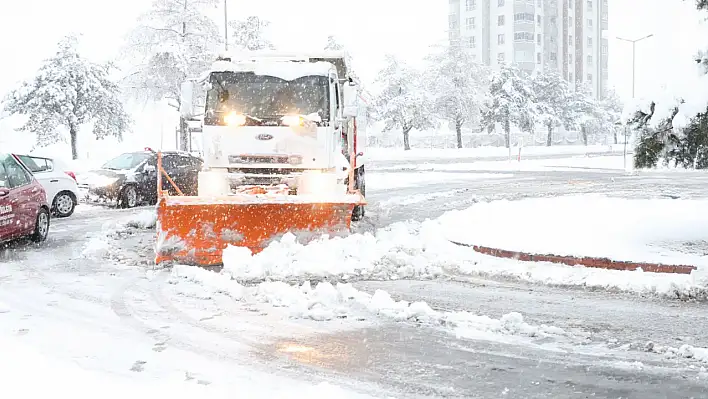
[352,166,366,222]
[31,207,50,243]
[119,185,138,209]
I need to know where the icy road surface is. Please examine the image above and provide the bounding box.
[2,154,708,398]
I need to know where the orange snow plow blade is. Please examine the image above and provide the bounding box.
[154,194,363,266]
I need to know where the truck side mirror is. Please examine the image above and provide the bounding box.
[342,82,359,118]
[180,80,195,118]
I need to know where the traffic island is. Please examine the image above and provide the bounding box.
[449,241,698,275]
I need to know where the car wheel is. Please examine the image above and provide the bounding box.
[53,191,76,218]
[31,207,50,243]
[120,185,138,209]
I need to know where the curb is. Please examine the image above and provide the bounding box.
[449,241,697,275]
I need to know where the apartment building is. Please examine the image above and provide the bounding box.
[448,0,608,99]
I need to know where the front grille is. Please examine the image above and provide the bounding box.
[229,155,289,164]
[227,168,306,175]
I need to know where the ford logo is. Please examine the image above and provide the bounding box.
[256,133,273,141]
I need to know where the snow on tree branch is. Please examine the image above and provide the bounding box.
[3,35,132,160]
[229,16,275,51]
[372,55,436,150]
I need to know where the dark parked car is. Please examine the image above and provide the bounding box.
[0,153,51,244]
[78,149,203,208]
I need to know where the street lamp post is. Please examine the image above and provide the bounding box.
[224,0,229,52]
[616,33,653,170]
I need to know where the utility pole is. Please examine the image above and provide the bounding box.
[224,0,229,52]
[616,33,653,170]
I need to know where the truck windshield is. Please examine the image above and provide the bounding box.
[102,153,151,171]
[204,72,330,124]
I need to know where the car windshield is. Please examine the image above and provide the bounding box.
[102,153,151,171]
[205,72,329,123]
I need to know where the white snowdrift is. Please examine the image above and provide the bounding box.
[217,195,708,299]
[172,265,568,343]
[81,210,157,258]
[441,195,708,268]
[382,155,627,173]
[0,334,377,399]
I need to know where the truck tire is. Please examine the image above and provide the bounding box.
[352,166,366,221]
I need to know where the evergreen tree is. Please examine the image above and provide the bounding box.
[373,55,435,151]
[3,35,131,160]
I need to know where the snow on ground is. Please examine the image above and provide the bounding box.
[443,195,708,268]
[171,265,571,348]
[206,195,708,300]
[383,155,629,173]
[0,317,378,399]
[366,144,622,162]
[367,171,513,191]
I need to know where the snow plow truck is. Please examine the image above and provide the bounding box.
[155,50,367,266]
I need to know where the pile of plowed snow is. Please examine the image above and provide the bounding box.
[212,195,708,300]
[171,265,571,345]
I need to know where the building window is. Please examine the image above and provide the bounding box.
[569,35,573,45]
[498,52,505,62]
[587,0,592,10]
[498,0,505,6]
[569,54,572,63]
[498,15,505,25]
[550,16,556,24]
[537,53,541,63]
[587,37,593,47]
[601,43,608,55]
[466,17,476,29]
[466,0,476,11]
[498,34,505,44]
[537,33,541,44]
[587,18,593,27]
[587,55,592,65]
[587,73,592,81]
[514,13,534,22]
[468,36,476,48]
[514,32,534,41]
[550,52,557,61]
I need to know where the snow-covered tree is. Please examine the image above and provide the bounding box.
[425,45,490,148]
[593,88,624,144]
[532,70,576,146]
[230,16,275,51]
[480,65,536,148]
[3,35,131,160]
[121,0,222,150]
[324,35,343,50]
[373,55,435,151]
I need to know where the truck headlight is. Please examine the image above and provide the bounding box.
[224,112,247,126]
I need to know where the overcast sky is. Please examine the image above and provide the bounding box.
[0,0,705,103]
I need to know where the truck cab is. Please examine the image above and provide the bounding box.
[179,50,367,219]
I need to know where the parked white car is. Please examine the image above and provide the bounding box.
[14,154,79,218]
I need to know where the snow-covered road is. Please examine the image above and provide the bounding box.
[2,154,708,398]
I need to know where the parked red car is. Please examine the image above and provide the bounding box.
[0,153,50,244]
